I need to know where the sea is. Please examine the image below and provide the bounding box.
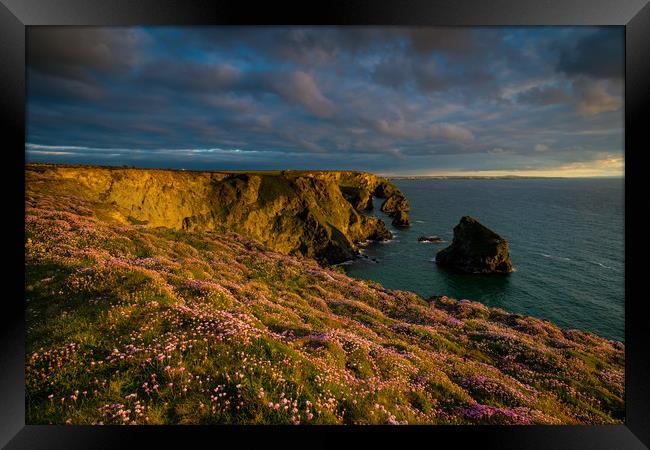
[345,178,625,342]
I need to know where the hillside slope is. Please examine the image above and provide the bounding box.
[25,179,624,425]
[26,164,410,264]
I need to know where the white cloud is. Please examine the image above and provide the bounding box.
[274,71,335,118]
[573,79,622,116]
[431,123,474,141]
[373,118,421,139]
[500,78,554,100]
[28,150,79,156]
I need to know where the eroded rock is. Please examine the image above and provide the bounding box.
[436,216,513,274]
[391,210,410,228]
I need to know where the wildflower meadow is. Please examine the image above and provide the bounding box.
[25,189,624,425]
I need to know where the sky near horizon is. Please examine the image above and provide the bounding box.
[26,27,624,177]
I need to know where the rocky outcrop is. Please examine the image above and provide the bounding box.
[436,216,513,274]
[379,193,409,215]
[25,164,407,265]
[340,186,373,211]
[378,192,410,227]
[418,235,445,243]
[391,210,410,228]
[337,174,410,227]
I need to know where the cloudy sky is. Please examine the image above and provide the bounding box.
[26,26,624,176]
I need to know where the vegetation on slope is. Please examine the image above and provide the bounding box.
[25,186,624,425]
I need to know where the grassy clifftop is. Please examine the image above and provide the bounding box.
[26,164,410,265]
[25,171,624,425]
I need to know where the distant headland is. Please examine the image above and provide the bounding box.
[386,175,564,180]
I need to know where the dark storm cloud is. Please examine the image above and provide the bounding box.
[28,27,144,80]
[28,71,106,102]
[406,28,480,55]
[136,60,241,92]
[555,28,624,80]
[26,27,624,175]
[369,29,502,94]
[155,27,485,65]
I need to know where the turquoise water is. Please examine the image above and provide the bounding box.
[345,178,624,341]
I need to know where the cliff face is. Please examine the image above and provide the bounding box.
[436,216,513,274]
[25,164,408,264]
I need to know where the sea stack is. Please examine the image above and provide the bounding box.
[435,216,513,274]
[378,191,410,227]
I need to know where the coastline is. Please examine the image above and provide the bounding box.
[345,177,624,342]
[24,163,625,425]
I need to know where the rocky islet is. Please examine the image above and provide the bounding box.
[435,216,514,274]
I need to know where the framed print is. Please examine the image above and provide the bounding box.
[1,0,649,448]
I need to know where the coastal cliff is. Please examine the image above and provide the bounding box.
[25,181,624,425]
[26,164,410,265]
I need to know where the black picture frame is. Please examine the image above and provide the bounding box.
[2,0,648,448]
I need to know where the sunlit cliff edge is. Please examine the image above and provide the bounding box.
[26,163,410,265]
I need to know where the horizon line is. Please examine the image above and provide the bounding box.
[25,161,624,179]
